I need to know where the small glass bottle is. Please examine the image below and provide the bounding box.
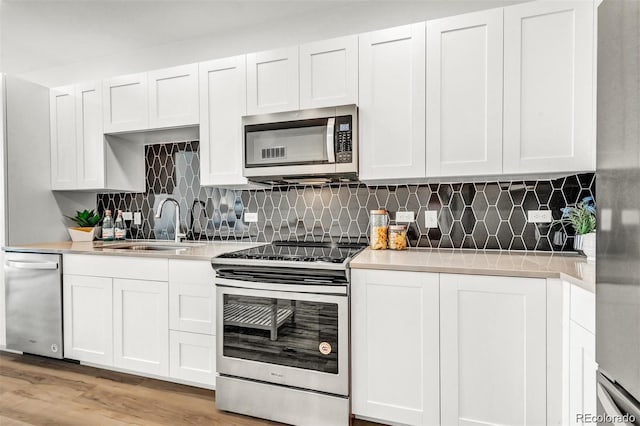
[388,225,408,250]
[114,210,127,240]
[370,209,389,250]
[102,210,114,241]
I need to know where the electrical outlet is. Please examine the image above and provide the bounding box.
[527,210,553,223]
[425,211,438,228]
[244,212,258,223]
[395,211,415,223]
[133,212,142,225]
[122,211,133,221]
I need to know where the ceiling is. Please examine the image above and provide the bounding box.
[0,0,526,84]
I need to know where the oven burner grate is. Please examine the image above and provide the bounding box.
[224,302,295,341]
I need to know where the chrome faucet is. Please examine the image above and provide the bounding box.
[155,198,186,243]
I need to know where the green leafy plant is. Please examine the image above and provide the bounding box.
[558,196,596,235]
[66,209,101,228]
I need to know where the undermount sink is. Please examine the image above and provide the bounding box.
[101,242,203,251]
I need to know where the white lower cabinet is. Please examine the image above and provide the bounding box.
[113,278,169,377]
[169,330,216,386]
[351,269,440,426]
[440,274,547,426]
[168,260,215,335]
[569,321,597,425]
[63,275,113,365]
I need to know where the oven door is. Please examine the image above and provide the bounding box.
[216,279,348,396]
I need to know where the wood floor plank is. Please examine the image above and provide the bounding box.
[0,351,383,426]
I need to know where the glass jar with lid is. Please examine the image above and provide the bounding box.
[388,224,408,250]
[369,209,389,250]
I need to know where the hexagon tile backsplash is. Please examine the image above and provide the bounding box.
[96,142,595,251]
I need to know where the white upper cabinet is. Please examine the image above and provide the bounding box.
[199,56,248,186]
[426,9,504,177]
[246,47,299,115]
[148,64,199,129]
[50,86,77,189]
[352,269,440,426]
[440,274,547,426]
[359,23,426,181]
[299,35,358,109]
[103,72,148,133]
[75,81,105,189]
[503,0,595,174]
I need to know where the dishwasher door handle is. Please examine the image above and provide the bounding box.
[5,260,59,270]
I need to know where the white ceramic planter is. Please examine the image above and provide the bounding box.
[574,232,596,260]
[68,226,96,242]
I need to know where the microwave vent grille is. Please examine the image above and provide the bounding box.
[262,146,286,160]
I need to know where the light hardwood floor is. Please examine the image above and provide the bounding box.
[0,351,381,426]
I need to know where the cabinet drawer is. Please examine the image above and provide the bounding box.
[169,330,216,387]
[169,259,214,285]
[570,284,595,334]
[64,254,168,281]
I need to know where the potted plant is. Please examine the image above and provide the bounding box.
[559,196,596,260]
[66,209,101,242]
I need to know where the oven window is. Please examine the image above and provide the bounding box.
[222,294,339,374]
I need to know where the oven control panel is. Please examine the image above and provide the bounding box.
[335,116,353,163]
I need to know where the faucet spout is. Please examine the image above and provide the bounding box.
[155,198,186,243]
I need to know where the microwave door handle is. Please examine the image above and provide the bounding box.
[326,117,336,163]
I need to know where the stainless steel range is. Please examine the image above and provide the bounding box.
[211,241,365,426]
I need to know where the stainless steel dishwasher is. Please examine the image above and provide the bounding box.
[4,252,63,358]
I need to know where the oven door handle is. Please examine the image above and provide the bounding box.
[215,277,347,295]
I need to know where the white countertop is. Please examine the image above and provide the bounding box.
[350,247,595,293]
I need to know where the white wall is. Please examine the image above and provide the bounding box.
[10,1,525,88]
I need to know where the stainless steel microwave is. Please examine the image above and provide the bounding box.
[242,105,358,184]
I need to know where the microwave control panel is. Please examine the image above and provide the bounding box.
[335,116,353,163]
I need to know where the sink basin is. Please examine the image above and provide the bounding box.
[101,242,203,251]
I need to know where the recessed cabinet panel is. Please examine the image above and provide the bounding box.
[63,275,113,365]
[247,47,299,114]
[103,73,148,133]
[299,35,358,109]
[169,330,216,386]
[440,274,547,426]
[76,82,105,189]
[504,1,595,173]
[427,9,503,176]
[352,269,439,425]
[359,24,426,180]
[569,321,597,426]
[169,259,216,335]
[199,56,248,186]
[148,64,199,128]
[113,279,169,377]
[50,86,77,189]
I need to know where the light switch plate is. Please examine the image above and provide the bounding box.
[244,212,258,223]
[396,211,415,223]
[527,210,553,223]
[425,211,438,228]
[122,211,133,221]
[133,212,142,225]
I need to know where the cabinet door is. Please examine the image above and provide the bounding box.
[352,269,439,426]
[359,24,426,180]
[75,82,105,189]
[50,86,77,189]
[427,9,503,177]
[63,275,113,365]
[299,35,358,109]
[148,64,199,129]
[199,56,248,186]
[103,73,148,133]
[169,330,216,387]
[169,260,215,335]
[569,322,597,425]
[113,279,169,376]
[440,274,547,426]
[503,1,595,174]
[246,47,299,114]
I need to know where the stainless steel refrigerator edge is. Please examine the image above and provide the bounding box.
[596,0,640,423]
